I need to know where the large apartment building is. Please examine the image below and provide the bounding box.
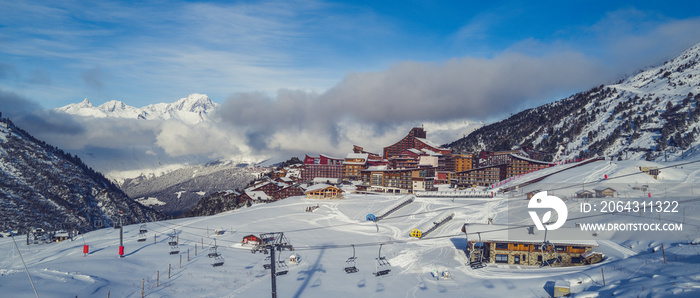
[302,154,344,181]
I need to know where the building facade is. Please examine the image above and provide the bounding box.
[505,154,555,177]
[383,127,451,159]
[304,184,344,199]
[454,153,475,172]
[344,153,369,180]
[464,224,602,267]
[302,154,344,181]
[452,164,508,187]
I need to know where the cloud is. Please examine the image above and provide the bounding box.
[215,50,606,155]
[0,89,84,135]
[155,120,251,158]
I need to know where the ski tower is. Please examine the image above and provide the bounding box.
[251,232,294,298]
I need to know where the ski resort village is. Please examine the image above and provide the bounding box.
[4,2,700,297]
[3,114,700,297]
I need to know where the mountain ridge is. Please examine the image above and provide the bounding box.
[448,42,700,162]
[0,114,163,233]
[56,93,217,124]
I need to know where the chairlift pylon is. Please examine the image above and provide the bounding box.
[373,244,391,277]
[344,244,359,274]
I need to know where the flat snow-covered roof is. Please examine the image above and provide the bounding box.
[465,224,598,247]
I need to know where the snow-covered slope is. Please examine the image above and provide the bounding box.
[56,93,217,125]
[119,160,256,216]
[0,116,162,233]
[2,158,699,297]
[449,42,700,163]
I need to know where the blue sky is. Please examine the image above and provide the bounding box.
[3,0,700,170]
[2,0,700,110]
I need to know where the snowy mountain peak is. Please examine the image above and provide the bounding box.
[79,98,94,108]
[172,93,215,113]
[56,93,218,124]
[99,100,127,112]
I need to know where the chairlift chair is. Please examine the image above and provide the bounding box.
[263,255,272,269]
[539,228,560,267]
[208,246,219,258]
[373,244,391,277]
[468,232,486,269]
[540,241,560,267]
[344,245,359,274]
[208,239,219,258]
[276,251,289,276]
[137,231,147,242]
[212,254,225,267]
[168,232,179,255]
[168,237,178,246]
[139,224,147,234]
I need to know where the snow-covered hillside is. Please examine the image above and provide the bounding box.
[0,117,162,234]
[56,93,217,125]
[119,160,256,216]
[449,42,700,163]
[2,158,699,297]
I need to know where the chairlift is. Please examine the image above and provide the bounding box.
[139,223,147,234]
[373,244,391,277]
[208,239,219,258]
[137,231,147,242]
[212,254,225,267]
[540,241,560,267]
[168,230,178,246]
[467,231,486,269]
[168,230,179,255]
[539,228,560,267]
[263,255,272,269]
[344,245,359,274]
[276,250,289,276]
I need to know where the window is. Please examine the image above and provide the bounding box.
[537,255,542,262]
[495,243,509,250]
[571,257,583,264]
[495,254,508,263]
[513,255,520,263]
[556,246,566,252]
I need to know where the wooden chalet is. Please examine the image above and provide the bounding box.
[575,189,595,198]
[593,187,616,198]
[304,184,344,199]
[464,224,602,267]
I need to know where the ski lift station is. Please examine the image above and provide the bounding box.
[463,224,603,267]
